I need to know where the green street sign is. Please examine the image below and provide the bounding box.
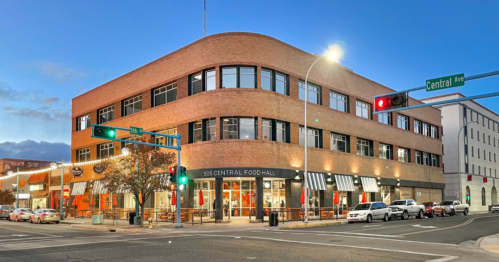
[426,73,465,92]
[130,126,143,136]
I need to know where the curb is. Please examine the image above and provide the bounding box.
[280,221,346,229]
[71,224,149,233]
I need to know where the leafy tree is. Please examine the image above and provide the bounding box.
[0,189,16,205]
[101,137,175,227]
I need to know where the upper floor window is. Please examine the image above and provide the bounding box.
[156,127,178,147]
[357,138,372,157]
[329,91,348,112]
[299,126,321,148]
[98,105,114,124]
[356,100,371,119]
[299,81,321,105]
[222,117,257,140]
[153,83,177,107]
[189,69,216,95]
[221,66,256,89]
[261,69,288,95]
[379,143,392,160]
[330,132,349,153]
[414,120,422,134]
[262,119,289,143]
[262,119,272,140]
[122,136,141,149]
[77,114,91,131]
[423,152,430,166]
[76,148,90,163]
[123,95,142,116]
[422,123,429,136]
[416,151,422,164]
[431,154,440,167]
[192,121,203,143]
[431,125,439,139]
[98,143,114,159]
[397,114,409,130]
[398,148,409,163]
[378,112,392,125]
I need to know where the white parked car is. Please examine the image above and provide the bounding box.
[491,204,499,213]
[347,202,391,223]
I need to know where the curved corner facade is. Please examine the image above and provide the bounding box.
[70,32,444,221]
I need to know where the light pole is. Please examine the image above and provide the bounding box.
[121,147,140,222]
[457,120,477,204]
[303,48,340,223]
[7,169,19,208]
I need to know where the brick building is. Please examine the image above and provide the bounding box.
[71,32,444,221]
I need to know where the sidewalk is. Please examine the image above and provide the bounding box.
[478,233,499,254]
[61,217,347,234]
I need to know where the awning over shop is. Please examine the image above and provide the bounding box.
[71,182,87,196]
[92,181,108,195]
[27,173,47,184]
[334,175,355,192]
[361,177,379,193]
[306,173,326,190]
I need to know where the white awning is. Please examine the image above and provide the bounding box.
[306,173,327,191]
[71,182,87,196]
[334,175,355,192]
[361,177,378,193]
[91,181,108,195]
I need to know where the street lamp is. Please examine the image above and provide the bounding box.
[457,120,478,204]
[121,147,130,156]
[7,168,20,208]
[303,45,342,223]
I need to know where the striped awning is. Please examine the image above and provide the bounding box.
[306,172,327,191]
[92,180,108,195]
[334,175,355,192]
[361,177,378,193]
[71,182,87,196]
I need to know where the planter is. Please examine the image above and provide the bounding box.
[92,214,104,225]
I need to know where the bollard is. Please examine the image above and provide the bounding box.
[148,217,153,229]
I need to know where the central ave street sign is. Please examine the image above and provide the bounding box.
[129,126,143,136]
[426,73,465,92]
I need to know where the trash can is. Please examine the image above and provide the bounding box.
[269,212,275,227]
[272,211,279,227]
[129,212,136,225]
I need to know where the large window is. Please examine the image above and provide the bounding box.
[98,143,114,159]
[422,123,429,136]
[221,66,256,89]
[123,95,142,116]
[329,91,348,112]
[276,121,287,143]
[299,81,321,105]
[262,119,272,140]
[76,148,90,163]
[398,148,409,163]
[397,114,409,130]
[222,117,257,140]
[431,125,439,138]
[77,114,91,131]
[356,100,371,119]
[192,121,203,143]
[98,105,114,124]
[206,119,217,141]
[414,120,422,134]
[189,69,216,95]
[330,132,349,153]
[423,152,430,166]
[262,119,289,143]
[299,126,321,148]
[431,154,439,167]
[379,143,392,160]
[261,69,288,95]
[357,138,372,156]
[155,127,177,147]
[153,83,177,107]
[378,112,392,125]
[189,119,217,143]
[416,151,422,164]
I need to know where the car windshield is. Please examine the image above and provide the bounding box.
[26,209,33,212]
[390,201,406,205]
[441,201,454,205]
[45,210,58,213]
[354,204,371,210]
[423,203,434,207]
[1,206,13,210]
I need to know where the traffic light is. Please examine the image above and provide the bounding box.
[374,93,408,112]
[179,166,187,185]
[169,166,177,184]
[93,125,116,139]
[169,183,176,191]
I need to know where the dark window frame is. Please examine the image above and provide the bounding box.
[151,82,177,107]
[188,68,217,96]
[261,68,289,95]
[220,65,257,89]
[220,117,258,140]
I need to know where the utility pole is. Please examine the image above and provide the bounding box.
[204,0,207,37]
[60,159,65,220]
[16,167,19,208]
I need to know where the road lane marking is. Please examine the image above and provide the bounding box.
[283,229,400,238]
[412,224,438,229]
[399,218,475,236]
[197,234,458,261]
[0,236,61,242]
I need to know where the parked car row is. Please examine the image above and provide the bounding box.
[0,205,60,224]
[347,199,470,223]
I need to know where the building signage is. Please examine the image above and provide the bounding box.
[187,167,297,179]
[72,167,83,177]
[203,169,276,177]
[93,164,105,174]
[426,73,465,92]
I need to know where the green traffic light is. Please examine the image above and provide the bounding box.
[180,176,187,183]
[110,130,115,136]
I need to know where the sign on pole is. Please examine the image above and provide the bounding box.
[426,73,465,92]
[130,126,143,136]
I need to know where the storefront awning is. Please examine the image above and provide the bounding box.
[361,177,378,193]
[92,181,108,195]
[306,173,326,190]
[71,182,87,196]
[334,175,355,192]
[27,173,47,184]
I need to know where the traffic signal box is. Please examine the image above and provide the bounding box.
[374,93,408,112]
[169,166,187,190]
[93,126,117,139]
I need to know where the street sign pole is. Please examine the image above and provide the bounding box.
[175,145,182,228]
[60,159,64,220]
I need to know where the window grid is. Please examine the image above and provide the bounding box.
[330,91,348,112]
[153,84,177,107]
[397,115,409,130]
[124,95,143,116]
[77,114,91,131]
[356,100,371,119]
[299,81,320,105]
[98,105,114,124]
[76,148,90,163]
[357,139,371,156]
[331,133,348,152]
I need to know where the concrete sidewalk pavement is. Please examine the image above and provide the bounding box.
[479,233,499,254]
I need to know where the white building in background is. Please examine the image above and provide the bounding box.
[422,93,499,212]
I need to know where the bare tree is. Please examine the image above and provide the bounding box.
[0,189,16,205]
[101,137,175,227]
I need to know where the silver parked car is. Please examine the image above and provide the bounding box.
[30,209,60,224]
[9,208,34,222]
[0,205,15,219]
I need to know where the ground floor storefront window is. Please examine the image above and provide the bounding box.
[32,198,47,209]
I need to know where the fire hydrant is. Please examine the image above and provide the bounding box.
[148,217,153,229]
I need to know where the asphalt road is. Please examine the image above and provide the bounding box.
[0,212,498,262]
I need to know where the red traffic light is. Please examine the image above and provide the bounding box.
[377,99,385,108]
[169,166,176,174]
[374,93,408,112]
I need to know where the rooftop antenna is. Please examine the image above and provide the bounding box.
[204,0,207,37]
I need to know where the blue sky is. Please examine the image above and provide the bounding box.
[1,1,498,161]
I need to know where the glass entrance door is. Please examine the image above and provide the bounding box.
[309,190,320,217]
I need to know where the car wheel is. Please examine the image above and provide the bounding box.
[402,211,409,220]
[429,211,434,218]
[450,209,455,216]
[38,218,41,224]
[416,210,424,219]
[366,214,372,223]
[463,209,468,216]
[15,216,18,222]
[29,218,33,223]
[348,221,353,224]
[55,221,60,224]
[383,213,389,222]
[442,210,446,217]
[7,216,10,221]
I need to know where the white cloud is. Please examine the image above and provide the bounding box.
[34,62,87,83]
[0,140,70,162]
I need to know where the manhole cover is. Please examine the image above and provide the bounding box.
[329,240,342,242]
